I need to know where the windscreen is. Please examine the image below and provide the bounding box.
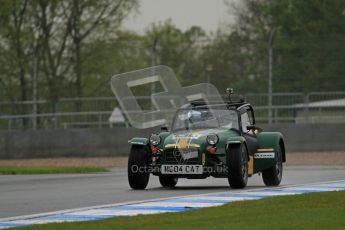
[172,107,239,132]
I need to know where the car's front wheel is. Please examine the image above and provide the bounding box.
[128,145,150,189]
[227,143,248,189]
[159,175,178,188]
[262,145,283,186]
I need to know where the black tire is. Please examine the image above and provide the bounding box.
[227,144,248,189]
[262,145,283,186]
[159,175,178,188]
[128,145,150,189]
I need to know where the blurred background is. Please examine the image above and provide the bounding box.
[0,0,344,158]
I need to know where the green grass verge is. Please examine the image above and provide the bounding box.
[12,190,345,230]
[0,166,108,175]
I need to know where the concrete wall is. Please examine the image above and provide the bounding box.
[0,124,344,159]
[0,128,156,159]
[259,124,345,152]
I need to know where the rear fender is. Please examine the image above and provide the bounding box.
[255,132,286,172]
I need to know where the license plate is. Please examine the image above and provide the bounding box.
[161,165,203,174]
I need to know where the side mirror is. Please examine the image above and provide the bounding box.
[160,126,169,132]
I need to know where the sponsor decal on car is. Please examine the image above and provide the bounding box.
[254,152,275,159]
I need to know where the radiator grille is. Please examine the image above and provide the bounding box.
[164,148,199,165]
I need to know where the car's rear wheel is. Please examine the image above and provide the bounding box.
[227,143,248,189]
[159,175,178,188]
[262,145,283,186]
[128,145,150,189]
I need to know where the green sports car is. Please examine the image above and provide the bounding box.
[128,99,286,189]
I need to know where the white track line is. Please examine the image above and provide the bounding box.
[1,180,345,229]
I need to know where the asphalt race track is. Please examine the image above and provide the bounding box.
[1,166,345,219]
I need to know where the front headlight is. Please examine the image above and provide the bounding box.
[149,134,161,146]
[207,134,219,145]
